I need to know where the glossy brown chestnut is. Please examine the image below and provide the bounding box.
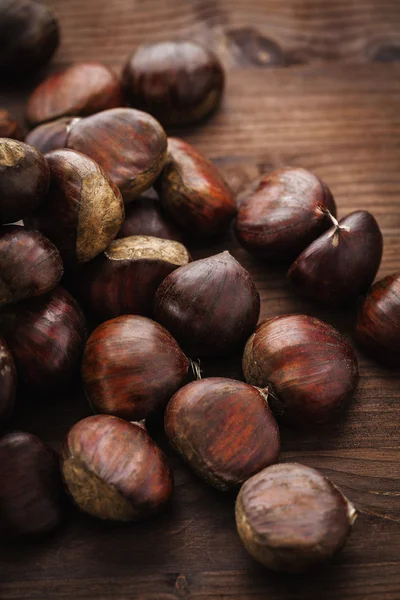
[165,378,280,491]
[157,138,236,236]
[288,210,383,306]
[82,315,189,420]
[66,108,167,202]
[0,138,50,224]
[235,167,337,261]
[0,225,63,307]
[0,286,86,393]
[24,149,124,267]
[155,251,260,357]
[355,272,400,366]
[123,41,225,128]
[25,117,75,154]
[118,192,183,242]
[236,463,356,573]
[0,109,23,140]
[0,431,64,537]
[0,336,16,425]
[243,314,359,426]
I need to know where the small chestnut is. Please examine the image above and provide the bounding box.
[61,415,173,521]
[0,336,16,425]
[235,463,356,573]
[165,377,280,490]
[0,109,23,140]
[118,192,183,242]
[25,117,75,154]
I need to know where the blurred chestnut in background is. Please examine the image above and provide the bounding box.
[0,336,16,425]
[235,167,336,261]
[165,378,280,490]
[0,286,86,393]
[24,149,124,267]
[236,463,356,572]
[123,41,225,128]
[0,109,22,140]
[288,210,383,306]
[25,117,75,154]
[243,314,359,426]
[118,191,183,242]
[0,225,63,307]
[0,138,49,224]
[66,108,167,202]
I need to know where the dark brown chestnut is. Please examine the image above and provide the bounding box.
[25,117,75,154]
[0,286,86,394]
[118,191,183,242]
[157,138,236,237]
[0,225,63,307]
[355,272,400,366]
[24,149,124,267]
[122,41,225,128]
[0,336,16,425]
[288,210,383,306]
[236,463,356,573]
[243,314,359,426]
[0,109,23,140]
[0,431,64,538]
[165,377,280,490]
[66,108,167,202]
[235,167,336,261]
[82,315,189,420]
[0,138,50,224]
[155,251,260,357]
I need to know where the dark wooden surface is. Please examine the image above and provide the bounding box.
[1,0,400,598]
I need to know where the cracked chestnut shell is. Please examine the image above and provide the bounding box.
[0,336,16,425]
[165,377,280,491]
[118,192,183,242]
[0,109,23,140]
[25,117,75,154]
[243,314,359,426]
[236,463,356,573]
[61,415,173,521]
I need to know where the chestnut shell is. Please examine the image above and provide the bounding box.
[0,109,23,140]
[25,117,75,154]
[118,193,183,242]
[0,336,16,425]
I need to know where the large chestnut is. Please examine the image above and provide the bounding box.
[165,378,280,491]
[0,225,63,307]
[243,314,359,426]
[288,210,383,306]
[123,41,225,128]
[236,463,356,573]
[155,251,260,357]
[0,109,22,140]
[24,149,124,267]
[157,138,236,236]
[82,315,189,420]
[25,117,75,154]
[66,108,167,202]
[61,415,173,521]
[235,167,336,261]
[0,336,16,425]
[118,192,183,242]
[0,286,86,393]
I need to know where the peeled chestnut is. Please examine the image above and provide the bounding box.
[123,41,225,128]
[157,138,236,236]
[288,210,383,306]
[0,336,16,425]
[243,314,359,426]
[118,192,183,242]
[61,415,173,521]
[165,378,280,491]
[25,117,75,154]
[0,286,86,393]
[0,138,50,224]
[236,463,356,573]
[355,272,400,365]
[66,108,167,202]
[0,225,63,307]
[24,149,124,267]
[235,167,337,261]
[0,432,64,538]
[0,109,22,140]
[155,251,260,357]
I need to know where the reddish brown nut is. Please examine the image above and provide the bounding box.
[25,117,75,154]
[0,109,23,140]
[236,463,357,572]
[118,192,183,242]
[61,415,173,521]
[0,336,16,425]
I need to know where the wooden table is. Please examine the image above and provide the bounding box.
[1,1,400,598]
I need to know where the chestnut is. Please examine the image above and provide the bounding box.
[235,463,356,573]
[66,108,167,202]
[0,286,86,394]
[118,192,183,242]
[165,377,280,491]
[0,336,16,425]
[122,41,225,128]
[25,117,75,154]
[0,109,23,140]
[61,415,173,521]
[82,315,189,420]
[0,431,64,538]
[157,138,236,237]
[0,138,50,224]
[24,149,124,267]
[243,314,359,426]
[154,251,260,357]
[235,167,337,261]
[0,225,63,307]
[288,210,383,306]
